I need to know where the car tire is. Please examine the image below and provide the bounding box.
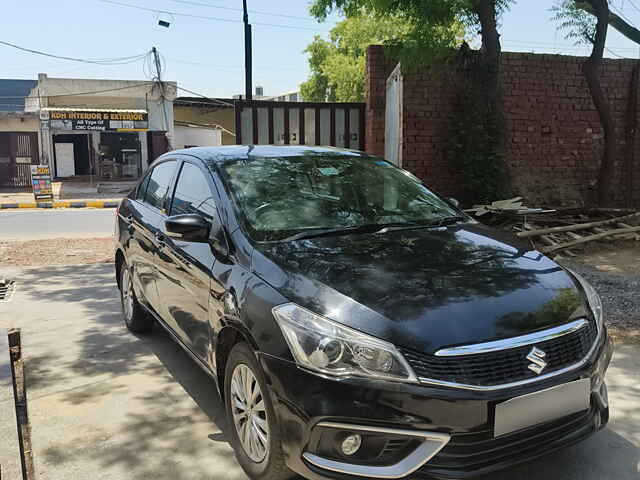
[119,261,154,334]
[224,343,292,480]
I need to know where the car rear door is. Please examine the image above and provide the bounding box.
[155,159,220,361]
[128,159,178,314]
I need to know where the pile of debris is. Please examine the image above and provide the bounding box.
[466,198,640,258]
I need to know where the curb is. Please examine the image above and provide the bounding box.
[0,200,120,210]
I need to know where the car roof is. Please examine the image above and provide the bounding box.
[160,145,370,166]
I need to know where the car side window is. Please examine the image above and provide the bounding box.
[135,172,151,201]
[170,162,218,221]
[144,161,176,211]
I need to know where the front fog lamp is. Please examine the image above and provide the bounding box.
[272,303,417,382]
[341,434,362,456]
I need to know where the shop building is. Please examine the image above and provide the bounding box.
[25,74,177,181]
[0,79,40,189]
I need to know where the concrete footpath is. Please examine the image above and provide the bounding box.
[0,263,638,480]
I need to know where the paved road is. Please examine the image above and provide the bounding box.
[0,263,638,480]
[0,209,115,240]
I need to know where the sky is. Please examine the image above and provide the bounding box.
[3,0,640,100]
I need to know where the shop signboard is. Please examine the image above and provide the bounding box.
[46,110,149,132]
[30,165,54,201]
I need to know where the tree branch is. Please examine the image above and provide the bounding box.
[577,0,640,45]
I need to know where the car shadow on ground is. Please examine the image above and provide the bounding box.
[4,263,638,480]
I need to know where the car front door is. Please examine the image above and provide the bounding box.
[129,159,178,315]
[155,159,220,361]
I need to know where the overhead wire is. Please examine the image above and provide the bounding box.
[177,85,234,107]
[165,0,325,22]
[97,0,327,31]
[0,39,150,65]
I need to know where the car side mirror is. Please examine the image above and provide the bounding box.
[165,214,210,242]
[447,197,460,208]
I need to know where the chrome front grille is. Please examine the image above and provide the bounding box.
[400,320,598,388]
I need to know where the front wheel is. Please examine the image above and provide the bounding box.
[224,343,292,480]
[119,261,154,334]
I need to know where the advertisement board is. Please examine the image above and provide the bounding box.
[30,165,54,201]
[45,110,148,132]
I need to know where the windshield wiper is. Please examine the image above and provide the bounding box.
[425,215,467,228]
[282,222,422,242]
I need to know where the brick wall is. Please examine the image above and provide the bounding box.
[365,46,640,207]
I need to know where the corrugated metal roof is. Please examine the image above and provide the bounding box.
[42,107,147,113]
[0,79,37,112]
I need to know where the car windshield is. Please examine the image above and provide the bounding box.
[218,154,463,242]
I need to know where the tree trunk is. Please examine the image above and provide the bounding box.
[582,0,616,205]
[475,0,502,113]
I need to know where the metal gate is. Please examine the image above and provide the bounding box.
[0,132,39,189]
[385,64,402,166]
[235,100,365,150]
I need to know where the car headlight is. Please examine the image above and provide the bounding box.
[566,268,603,330]
[272,303,417,383]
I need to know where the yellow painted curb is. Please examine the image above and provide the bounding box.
[84,200,105,208]
[53,201,71,208]
[17,203,38,209]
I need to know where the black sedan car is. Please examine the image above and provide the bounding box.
[114,145,612,480]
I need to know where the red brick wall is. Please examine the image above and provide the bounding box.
[365,46,640,206]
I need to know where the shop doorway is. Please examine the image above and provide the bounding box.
[53,134,90,178]
[98,132,142,180]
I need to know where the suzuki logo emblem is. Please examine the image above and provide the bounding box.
[526,347,547,375]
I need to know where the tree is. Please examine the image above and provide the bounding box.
[554,0,614,204]
[310,0,514,202]
[301,15,414,102]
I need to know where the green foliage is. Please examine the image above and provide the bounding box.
[552,0,597,44]
[301,15,414,102]
[310,0,514,203]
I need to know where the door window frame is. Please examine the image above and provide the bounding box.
[141,158,179,215]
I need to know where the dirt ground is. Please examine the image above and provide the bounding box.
[565,241,640,276]
[0,237,114,267]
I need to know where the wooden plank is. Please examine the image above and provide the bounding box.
[517,212,640,238]
[0,329,22,480]
[542,226,640,253]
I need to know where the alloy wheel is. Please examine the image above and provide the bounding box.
[121,268,134,323]
[230,363,270,463]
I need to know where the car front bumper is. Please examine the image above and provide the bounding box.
[258,329,613,480]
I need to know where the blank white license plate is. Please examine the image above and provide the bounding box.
[494,379,590,437]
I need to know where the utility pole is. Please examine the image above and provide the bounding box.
[152,46,172,150]
[243,0,252,100]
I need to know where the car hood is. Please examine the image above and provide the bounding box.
[251,223,589,355]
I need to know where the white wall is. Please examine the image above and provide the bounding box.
[174,126,222,149]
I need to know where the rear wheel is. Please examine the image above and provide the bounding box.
[119,261,154,334]
[224,343,291,480]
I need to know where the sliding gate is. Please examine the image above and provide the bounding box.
[235,100,365,150]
